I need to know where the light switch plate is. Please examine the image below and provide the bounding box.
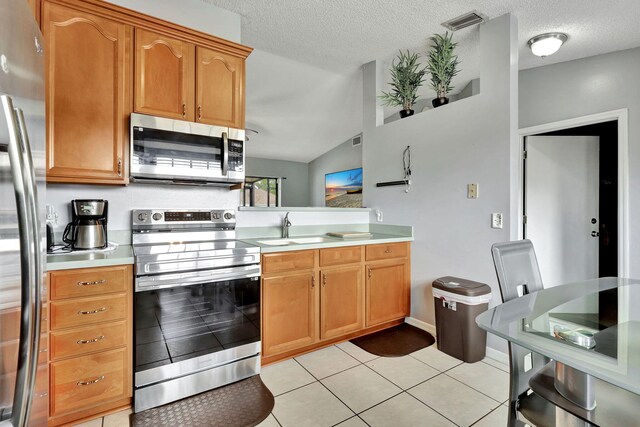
[467,183,478,199]
[375,209,383,222]
[491,213,503,229]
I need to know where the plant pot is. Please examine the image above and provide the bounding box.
[432,97,449,108]
[399,109,414,118]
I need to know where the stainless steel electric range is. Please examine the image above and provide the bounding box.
[131,209,261,412]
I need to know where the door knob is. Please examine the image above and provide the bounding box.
[591,231,600,237]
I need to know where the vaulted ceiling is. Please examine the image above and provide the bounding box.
[205,0,640,162]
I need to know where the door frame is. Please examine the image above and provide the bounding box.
[514,109,629,277]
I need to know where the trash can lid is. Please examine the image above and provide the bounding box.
[432,276,491,297]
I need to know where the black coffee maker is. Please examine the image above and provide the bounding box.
[63,200,109,250]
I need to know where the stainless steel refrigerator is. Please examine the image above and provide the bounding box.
[1,1,48,426]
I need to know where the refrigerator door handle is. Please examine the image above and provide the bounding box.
[1,95,40,427]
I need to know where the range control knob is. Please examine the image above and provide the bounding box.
[224,212,233,220]
[137,212,148,222]
[152,213,163,221]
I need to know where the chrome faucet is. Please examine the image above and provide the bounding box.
[282,212,292,238]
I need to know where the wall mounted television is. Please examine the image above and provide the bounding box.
[325,167,363,208]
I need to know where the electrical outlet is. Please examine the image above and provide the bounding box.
[45,204,58,225]
[491,213,503,229]
[467,183,478,199]
[375,209,383,223]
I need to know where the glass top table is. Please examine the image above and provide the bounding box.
[476,277,640,396]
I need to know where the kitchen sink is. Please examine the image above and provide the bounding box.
[256,236,336,246]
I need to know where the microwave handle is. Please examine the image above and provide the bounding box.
[222,132,229,176]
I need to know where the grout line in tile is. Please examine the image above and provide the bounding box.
[292,357,358,420]
[469,404,504,426]
[357,414,372,427]
[334,342,380,363]
[270,412,283,427]
[480,359,510,373]
[443,372,505,405]
[353,389,405,416]
[402,390,461,427]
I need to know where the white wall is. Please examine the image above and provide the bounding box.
[362,14,518,352]
[520,47,640,277]
[308,138,363,207]
[104,0,241,43]
[46,183,240,231]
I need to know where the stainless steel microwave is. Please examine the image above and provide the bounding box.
[130,113,245,186]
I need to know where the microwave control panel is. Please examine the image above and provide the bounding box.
[228,140,243,172]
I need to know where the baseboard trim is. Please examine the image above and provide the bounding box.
[405,317,437,336]
[485,346,509,365]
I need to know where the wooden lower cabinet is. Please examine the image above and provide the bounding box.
[320,265,363,340]
[261,243,410,363]
[47,265,133,426]
[262,272,317,356]
[365,261,409,327]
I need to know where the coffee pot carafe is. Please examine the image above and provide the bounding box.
[63,200,108,250]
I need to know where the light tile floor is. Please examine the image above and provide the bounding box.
[74,343,510,427]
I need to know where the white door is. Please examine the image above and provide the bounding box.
[524,136,600,288]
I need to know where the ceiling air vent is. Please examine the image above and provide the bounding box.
[352,134,362,147]
[441,11,486,31]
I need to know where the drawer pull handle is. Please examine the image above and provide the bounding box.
[77,375,105,386]
[322,273,327,287]
[384,249,393,253]
[311,275,315,288]
[78,307,107,315]
[77,335,105,345]
[368,267,372,279]
[77,279,106,286]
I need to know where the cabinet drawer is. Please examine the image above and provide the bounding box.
[50,347,128,416]
[50,320,128,361]
[51,293,128,330]
[50,266,131,300]
[365,243,408,261]
[262,250,315,274]
[319,246,362,267]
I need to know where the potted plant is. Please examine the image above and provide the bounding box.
[379,50,427,118]
[426,32,460,108]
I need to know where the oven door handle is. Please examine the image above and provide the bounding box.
[135,264,261,292]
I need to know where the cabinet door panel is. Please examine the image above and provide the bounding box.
[134,29,194,120]
[43,2,130,183]
[320,266,363,339]
[262,273,317,356]
[196,46,244,128]
[366,262,409,326]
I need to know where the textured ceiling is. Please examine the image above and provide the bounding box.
[207,0,640,72]
[205,0,640,162]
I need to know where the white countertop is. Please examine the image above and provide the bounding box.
[47,245,134,271]
[240,233,413,253]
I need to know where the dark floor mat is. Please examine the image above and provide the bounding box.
[350,323,435,357]
[132,375,274,427]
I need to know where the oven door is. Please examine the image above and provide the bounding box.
[133,274,260,388]
[130,114,245,184]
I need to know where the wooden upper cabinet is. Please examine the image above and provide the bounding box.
[43,2,130,184]
[196,46,244,128]
[134,29,195,121]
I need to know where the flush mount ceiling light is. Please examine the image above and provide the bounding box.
[527,33,568,57]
